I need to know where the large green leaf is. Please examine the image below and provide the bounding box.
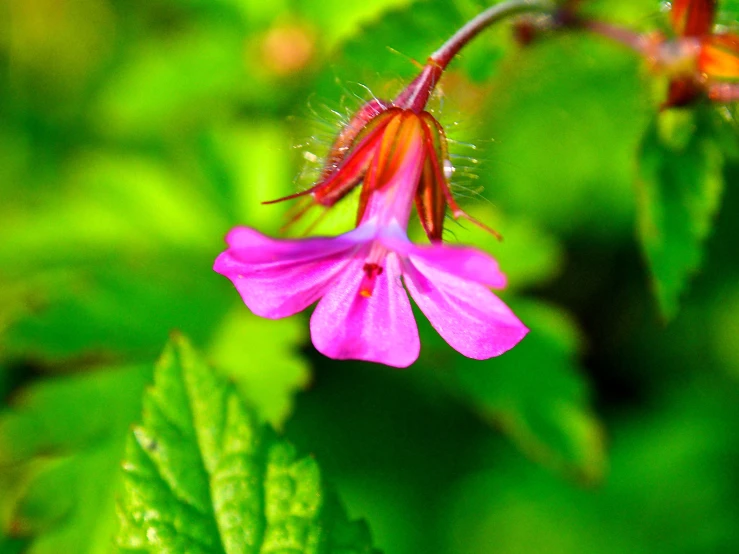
[1,260,229,365]
[443,379,739,554]
[0,141,307,387]
[117,334,379,554]
[0,148,228,364]
[636,107,725,320]
[480,33,647,238]
[0,364,151,554]
[421,300,605,482]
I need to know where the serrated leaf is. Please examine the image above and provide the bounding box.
[0,364,151,554]
[1,143,303,382]
[636,107,725,320]
[421,300,605,482]
[117,334,379,554]
[0,148,229,364]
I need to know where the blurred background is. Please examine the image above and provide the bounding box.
[2,0,739,552]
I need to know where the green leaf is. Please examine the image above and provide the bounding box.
[481,34,648,238]
[411,206,564,291]
[443,378,739,554]
[1,259,230,365]
[1,150,220,365]
[636,107,725,320]
[93,27,248,137]
[208,308,310,429]
[0,532,27,554]
[0,148,230,364]
[422,301,605,482]
[297,0,413,49]
[0,364,151,554]
[718,0,739,26]
[117,333,379,554]
[0,135,310,423]
[197,121,299,232]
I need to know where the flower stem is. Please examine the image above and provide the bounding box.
[395,0,554,112]
[579,19,652,56]
[431,0,554,67]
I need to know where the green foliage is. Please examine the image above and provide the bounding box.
[458,300,604,482]
[208,309,309,429]
[421,300,604,482]
[312,0,508,104]
[0,364,151,554]
[480,33,648,238]
[2,0,739,553]
[443,381,739,554]
[636,107,726,320]
[118,334,378,554]
[0,109,308,422]
[429,206,565,291]
[718,0,739,25]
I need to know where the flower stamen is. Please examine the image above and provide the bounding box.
[360,262,384,297]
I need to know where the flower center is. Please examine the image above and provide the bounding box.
[358,242,390,298]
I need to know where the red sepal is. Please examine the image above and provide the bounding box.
[671,0,716,37]
[263,108,398,207]
[418,114,502,242]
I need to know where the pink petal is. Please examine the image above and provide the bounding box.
[404,257,528,359]
[214,227,365,319]
[381,234,506,288]
[223,225,372,263]
[310,253,420,368]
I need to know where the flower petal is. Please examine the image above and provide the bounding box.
[222,225,372,264]
[214,227,366,319]
[404,257,528,359]
[310,253,420,368]
[379,233,506,288]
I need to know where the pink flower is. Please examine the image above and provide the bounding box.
[214,109,527,368]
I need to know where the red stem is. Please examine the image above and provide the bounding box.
[580,19,652,55]
[394,0,555,112]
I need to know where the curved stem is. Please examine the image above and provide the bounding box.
[394,0,555,111]
[431,0,554,68]
[579,19,651,55]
